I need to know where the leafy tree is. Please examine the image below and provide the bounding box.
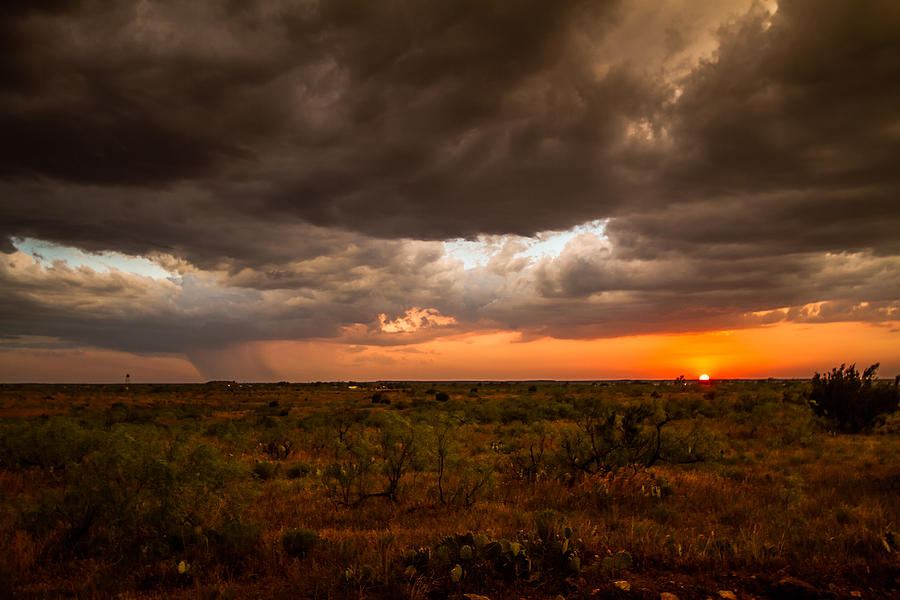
[808,363,900,432]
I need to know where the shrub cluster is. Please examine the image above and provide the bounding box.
[282,528,319,558]
[2,418,259,571]
[808,363,900,432]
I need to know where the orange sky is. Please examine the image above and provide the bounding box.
[3,320,897,383]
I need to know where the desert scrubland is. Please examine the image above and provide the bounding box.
[1,377,898,599]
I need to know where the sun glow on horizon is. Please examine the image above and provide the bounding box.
[699,373,710,381]
[3,321,899,383]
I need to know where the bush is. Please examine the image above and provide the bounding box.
[252,460,278,480]
[22,429,250,564]
[0,418,103,469]
[371,391,390,404]
[555,399,707,479]
[209,519,263,568]
[808,363,900,432]
[282,528,319,558]
[286,462,312,479]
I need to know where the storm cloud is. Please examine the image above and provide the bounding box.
[1,0,899,365]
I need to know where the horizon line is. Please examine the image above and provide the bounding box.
[0,377,816,386]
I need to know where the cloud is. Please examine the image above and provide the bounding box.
[0,241,467,353]
[2,1,895,252]
[379,307,457,333]
[0,0,667,249]
[1,0,899,371]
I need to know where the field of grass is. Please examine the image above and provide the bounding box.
[1,380,898,599]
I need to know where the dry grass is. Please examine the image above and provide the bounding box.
[1,381,898,598]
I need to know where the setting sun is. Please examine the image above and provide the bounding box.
[699,374,710,381]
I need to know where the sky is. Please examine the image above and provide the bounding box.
[1,0,899,382]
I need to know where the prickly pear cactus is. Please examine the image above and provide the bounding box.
[399,527,580,589]
[601,550,633,573]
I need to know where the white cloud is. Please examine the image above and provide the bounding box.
[443,219,608,270]
[379,308,457,333]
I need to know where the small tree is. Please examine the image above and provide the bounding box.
[808,363,900,433]
[557,398,706,480]
[378,419,418,501]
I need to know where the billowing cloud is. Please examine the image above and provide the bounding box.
[379,308,457,334]
[1,0,899,378]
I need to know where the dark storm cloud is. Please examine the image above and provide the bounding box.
[2,0,896,251]
[0,0,657,249]
[582,0,900,334]
[665,1,900,196]
[630,0,900,253]
[0,182,406,271]
[2,0,900,357]
[606,190,900,262]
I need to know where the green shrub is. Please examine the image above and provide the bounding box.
[22,428,250,564]
[209,519,263,567]
[808,363,900,432]
[322,438,376,506]
[203,419,253,451]
[252,460,278,480]
[286,462,312,479]
[281,528,319,558]
[556,399,708,479]
[0,417,103,469]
